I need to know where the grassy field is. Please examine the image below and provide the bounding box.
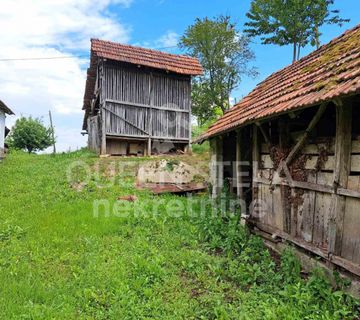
[0,150,359,319]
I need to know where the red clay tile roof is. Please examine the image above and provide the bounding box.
[0,100,14,115]
[82,39,202,129]
[91,39,203,76]
[199,24,360,141]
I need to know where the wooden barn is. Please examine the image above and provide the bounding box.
[0,100,14,159]
[198,25,360,284]
[82,39,202,156]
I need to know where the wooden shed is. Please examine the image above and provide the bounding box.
[0,100,14,159]
[82,39,202,156]
[198,25,360,281]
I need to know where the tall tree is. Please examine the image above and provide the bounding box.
[180,16,257,125]
[244,0,349,63]
[7,116,55,154]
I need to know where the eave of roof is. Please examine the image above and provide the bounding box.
[0,100,15,115]
[198,24,360,142]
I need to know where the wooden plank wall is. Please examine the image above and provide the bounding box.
[256,138,360,265]
[87,115,100,153]
[101,63,191,141]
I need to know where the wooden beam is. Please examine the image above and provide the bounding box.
[106,132,189,142]
[328,102,352,256]
[105,99,190,113]
[254,176,360,200]
[285,103,328,166]
[256,122,270,145]
[249,219,328,259]
[248,219,360,277]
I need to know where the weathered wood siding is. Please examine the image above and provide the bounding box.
[255,138,360,258]
[207,101,360,277]
[101,63,191,141]
[87,115,100,153]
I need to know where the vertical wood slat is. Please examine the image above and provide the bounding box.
[147,72,153,156]
[236,129,243,199]
[98,63,192,152]
[296,172,317,242]
[278,119,290,233]
[210,137,223,198]
[328,102,352,256]
[252,125,260,216]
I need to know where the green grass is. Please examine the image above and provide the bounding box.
[0,150,359,319]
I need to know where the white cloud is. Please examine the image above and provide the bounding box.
[133,30,179,53]
[156,31,179,48]
[0,0,132,152]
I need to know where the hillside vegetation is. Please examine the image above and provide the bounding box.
[0,151,358,319]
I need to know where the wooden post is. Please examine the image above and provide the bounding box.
[99,59,107,156]
[328,101,352,256]
[279,118,291,233]
[100,106,107,155]
[147,137,152,156]
[236,129,243,199]
[252,125,260,204]
[210,136,223,198]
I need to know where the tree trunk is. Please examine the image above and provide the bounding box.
[315,26,320,49]
[297,43,301,61]
[293,41,297,63]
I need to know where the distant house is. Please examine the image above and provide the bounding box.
[0,100,14,158]
[198,25,360,280]
[82,39,202,156]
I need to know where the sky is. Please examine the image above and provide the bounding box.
[0,0,359,152]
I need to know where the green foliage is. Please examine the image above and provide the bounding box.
[180,16,257,125]
[0,151,358,319]
[191,124,210,155]
[6,116,55,153]
[165,159,180,172]
[192,141,209,155]
[194,207,360,319]
[245,0,349,62]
